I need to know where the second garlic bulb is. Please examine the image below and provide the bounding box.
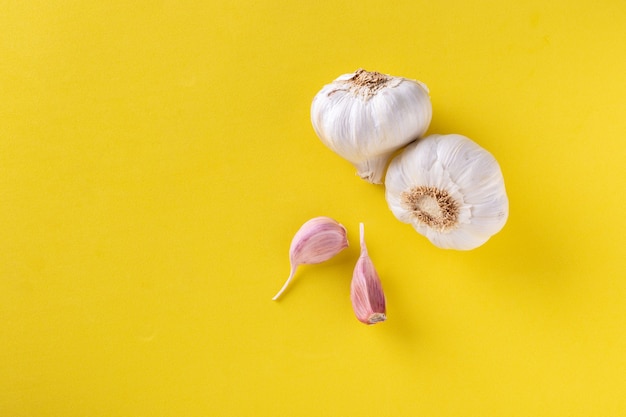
[311,69,432,184]
[385,134,509,250]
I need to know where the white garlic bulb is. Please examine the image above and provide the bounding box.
[311,69,432,184]
[385,134,508,250]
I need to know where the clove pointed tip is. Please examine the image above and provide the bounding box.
[272,265,297,301]
[359,222,367,252]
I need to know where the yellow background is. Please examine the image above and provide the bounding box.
[1,1,625,416]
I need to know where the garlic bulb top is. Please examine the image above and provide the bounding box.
[311,69,432,184]
[385,134,508,250]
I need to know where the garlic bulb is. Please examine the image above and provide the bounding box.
[351,223,386,325]
[311,69,432,184]
[385,134,508,250]
[272,217,349,300]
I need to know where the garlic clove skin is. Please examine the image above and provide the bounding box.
[351,223,386,325]
[385,134,509,250]
[311,69,432,184]
[272,217,349,300]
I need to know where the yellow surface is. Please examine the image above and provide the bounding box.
[1,1,625,416]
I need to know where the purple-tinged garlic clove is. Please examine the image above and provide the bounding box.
[272,217,348,300]
[350,223,386,324]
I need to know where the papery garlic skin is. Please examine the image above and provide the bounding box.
[311,69,432,184]
[351,223,386,325]
[385,134,509,250]
[272,217,349,300]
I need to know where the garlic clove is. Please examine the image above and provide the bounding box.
[311,69,432,184]
[272,217,349,300]
[350,223,387,325]
[385,134,509,250]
